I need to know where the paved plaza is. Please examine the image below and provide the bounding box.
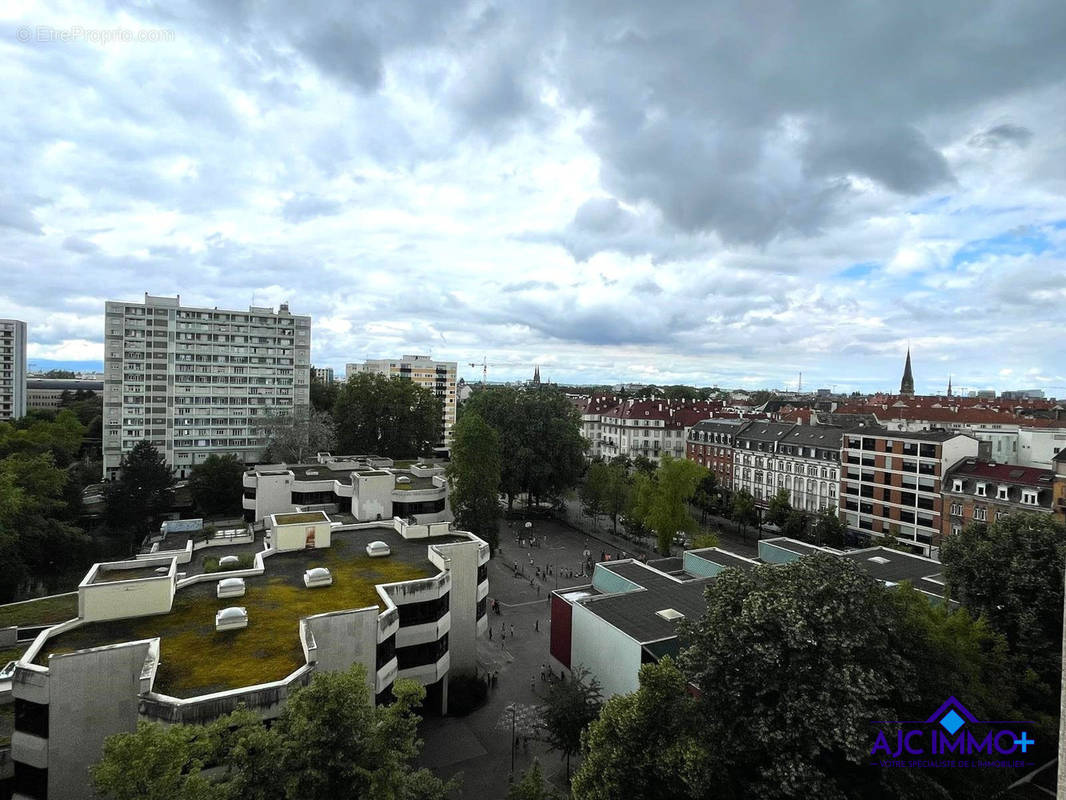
[418,513,656,797]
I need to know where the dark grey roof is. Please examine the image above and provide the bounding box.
[689,419,752,433]
[853,429,968,442]
[1054,449,1066,464]
[815,411,882,428]
[737,422,796,443]
[583,567,713,643]
[781,425,845,448]
[839,549,946,599]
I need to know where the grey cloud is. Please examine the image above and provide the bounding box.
[633,279,662,295]
[281,194,345,223]
[970,123,1034,149]
[502,280,558,292]
[62,236,99,254]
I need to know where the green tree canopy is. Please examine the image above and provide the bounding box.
[573,659,698,800]
[461,385,586,509]
[811,505,847,548]
[576,556,1022,799]
[189,454,245,517]
[730,488,757,534]
[765,487,792,527]
[104,441,176,553]
[629,455,707,554]
[446,411,502,550]
[539,668,603,781]
[92,666,455,800]
[942,512,1066,708]
[256,408,337,464]
[333,373,442,458]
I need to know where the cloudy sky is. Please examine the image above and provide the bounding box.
[3,1,1066,394]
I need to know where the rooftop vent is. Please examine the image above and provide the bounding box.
[656,608,685,621]
[868,556,890,565]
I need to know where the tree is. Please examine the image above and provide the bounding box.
[692,471,718,522]
[104,441,176,553]
[632,454,655,476]
[189,454,245,517]
[507,761,560,800]
[333,373,441,458]
[633,456,708,555]
[942,513,1066,709]
[92,666,455,800]
[447,411,502,551]
[730,489,757,536]
[256,408,337,464]
[600,460,630,533]
[91,718,219,800]
[765,488,792,527]
[579,459,608,518]
[811,505,847,548]
[539,668,603,781]
[309,368,339,414]
[461,385,586,511]
[781,509,809,541]
[573,659,697,800]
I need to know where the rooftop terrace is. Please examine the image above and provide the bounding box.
[32,528,455,698]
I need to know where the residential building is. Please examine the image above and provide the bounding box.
[11,516,489,800]
[941,458,1056,537]
[26,378,103,411]
[346,356,457,451]
[685,418,751,490]
[0,318,27,421]
[311,366,335,384]
[103,294,311,480]
[242,454,451,525]
[730,423,847,511]
[575,396,718,464]
[550,537,947,698]
[839,429,979,557]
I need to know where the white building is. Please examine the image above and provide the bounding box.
[0,318,27,421]
[103,295,311,480]
[311,366,335,384]
[10,517,489,800]
[574,396,717,464]
[345,356,457,451]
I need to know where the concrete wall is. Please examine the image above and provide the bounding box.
[272,520,332,552]
[253,472,296,520]
[427,539,483,675]
[303,608,380,699]
[46,640,155,800]
[941,435,981,474]
[591,562,642,594]
[352,472,394,521]
[570,600,642,697]
[78,561,176,622]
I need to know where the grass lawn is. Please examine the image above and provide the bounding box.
[0,644,26,665]
[0,594,79,629]
[33,538,434,698]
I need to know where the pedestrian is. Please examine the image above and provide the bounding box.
[540,663,546,680]
[511,624,515,638]
[493,670,498,687]
[535,618,540,632]
[536,584,541,598]
[501,625,506,640]
[530,676,535,692]
[489,626,493,640]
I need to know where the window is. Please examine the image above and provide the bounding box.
[973,506,987,521]
[997,486,1009,500]
[975,483,986,497]
[950,502,962,515]
[1022,491,1038,505]
[952,479,963,492]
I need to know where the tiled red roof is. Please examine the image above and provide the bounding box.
[945,459,1054,487]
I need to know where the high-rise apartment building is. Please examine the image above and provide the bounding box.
[345,355,457,450]
[311,366,335,383]
[103,294,310,480]
[0,318,27,421]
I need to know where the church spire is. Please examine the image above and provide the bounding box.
[532,365,541,385]
[900,348,915,396]
[947,374,952,397]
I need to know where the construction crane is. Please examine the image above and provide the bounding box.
[468,358,541,386]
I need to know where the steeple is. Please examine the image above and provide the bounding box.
[947,374,952,397]
[532,365,541,385]
[900,348,915,396]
